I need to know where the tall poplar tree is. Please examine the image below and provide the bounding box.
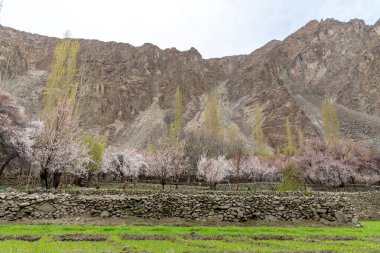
[282,117,295,156]
[43,38,80,114]
[321,99,340,145]
[252,103,268,156]
[203,92,222,140]
[169,85,184,143]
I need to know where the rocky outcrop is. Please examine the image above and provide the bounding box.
[1,18,380,149]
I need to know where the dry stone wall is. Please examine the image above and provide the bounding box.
[0,190,359,226]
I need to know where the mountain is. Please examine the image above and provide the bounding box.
[1,18,380,151]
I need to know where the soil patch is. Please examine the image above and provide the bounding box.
[0,235,41,241]
[120,232,296,242]
[183,232,294,241]
[247,234,294,240]
[182,232,224,240]
[285,251,334,253]
[308,235,358,241]
[120,234,172,241]
[0,216,327,227]
[53,234,108,241]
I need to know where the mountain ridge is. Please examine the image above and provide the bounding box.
[1,18,380,150]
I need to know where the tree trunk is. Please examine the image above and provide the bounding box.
[120,172,125,183]
[161,179,166,190]
[86,172,92,187]
[40,169,49,189]
[52,172,62,188]
[235,154,241,191]
[74,176,83,186]
[0,154,17,178]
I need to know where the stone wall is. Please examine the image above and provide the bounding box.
[339,192,380,219]
[0,190,359,226]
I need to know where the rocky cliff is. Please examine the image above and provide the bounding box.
[1,18,380,150]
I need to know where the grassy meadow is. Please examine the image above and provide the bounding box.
[0,221,379,252]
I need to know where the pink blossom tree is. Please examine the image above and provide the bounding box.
[102,147,147,182]
[291,138,380,186]
[197,155,230,190]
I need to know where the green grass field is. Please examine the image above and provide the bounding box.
[0,221,379,252]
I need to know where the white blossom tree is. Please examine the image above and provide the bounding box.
[0,89,41,177]
[240,156,281,182]
[145,145,189,189]
[34,101,90,189]
[102,147,147,182]
[197,155,230,190]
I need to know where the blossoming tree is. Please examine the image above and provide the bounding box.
[197,155,230,190]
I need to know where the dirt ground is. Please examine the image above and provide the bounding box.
[0,215,337,227]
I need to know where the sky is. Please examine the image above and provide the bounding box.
[1,0,380,58]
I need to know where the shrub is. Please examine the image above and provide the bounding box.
[276,163,305,191]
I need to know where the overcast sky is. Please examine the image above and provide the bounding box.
[1,0,380,58]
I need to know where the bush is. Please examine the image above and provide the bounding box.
[276,163,305,191]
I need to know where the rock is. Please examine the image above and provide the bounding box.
[100,211,110,218]
[265,215,279,222]
[38,203,55,213]
[320,218,336,226]
[334,211,347,223]
[237,212,245,218]
[10,207,20,212]
[20,202,31,207]
[215,205,229,210]
[351,217,359,225]
[5,187,16,192]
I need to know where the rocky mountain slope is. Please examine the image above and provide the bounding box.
[1,18,380,150]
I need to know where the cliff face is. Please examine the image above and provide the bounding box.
[1,18,380,150]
